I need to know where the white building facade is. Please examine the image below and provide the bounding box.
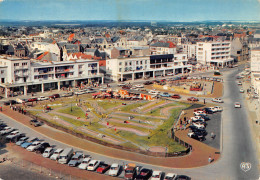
[196,41,234,67]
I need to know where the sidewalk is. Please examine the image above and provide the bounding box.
[1,106,220,168]
[242,80,260,171]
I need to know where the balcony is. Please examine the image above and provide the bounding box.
[14,66,29,70]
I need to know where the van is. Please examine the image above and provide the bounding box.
[58,148,74,164]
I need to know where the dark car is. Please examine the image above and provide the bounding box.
[134,168,152,180]
[0,123,7,130]
[96,162,110,173]
[30,119,42,127]
[143,81,153,85]
[3,100,17,105]
[203,108,214,114]
[28,98,38,102]
[172,94,181,99]
[35,142,50,154]
[187,97,199,102]
[49,94,60,99]
[189,126,207,136]
[189,133,204,141]
[199,114,210,121]
[176,175,191,180]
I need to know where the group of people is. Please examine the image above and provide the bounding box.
[10,105,26,115]
[176,116,188,131]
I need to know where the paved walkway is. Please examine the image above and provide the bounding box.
[1,106,220,168]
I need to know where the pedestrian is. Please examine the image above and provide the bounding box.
[184,123,186,130]
[184,116,187,122]
[208,156,212,163]
[180,120,182,125]
[211,132,215,139]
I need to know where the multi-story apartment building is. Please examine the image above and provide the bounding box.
[196,41,234,67]
[250,47,260,96]
[0,56,103,98]
[106,54,191,82]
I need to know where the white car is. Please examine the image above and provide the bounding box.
[37,96,48,101]
[193,111,206,116]
[234,102,241,108]
[0,127,14,135]
[74,90,85,95]
[42,147,55,158]
[214,106,223,112]
[108,163,120,176]
[212,98,224,103]
[208,107,218,113]
[190,116,204,121]
[117,83,126,87]
[135,84,144,88]
[148,90,160,95]
[50,148,63,160]
[237,81,242,85]
[164,173,177,180]
[193,122,205,129]
[26,141,42,152]
[151,171,163,180]
[240,88,244,93]
[78,157,92,170]
[87,160,100,171]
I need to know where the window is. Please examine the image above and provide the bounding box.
[119,68,122,72]
[15,77,19,81]
[145,60,147,64]
[1,70,4,74]
[119,62,122,66]
[125,62,128,66]
[14,63,19,66]
[22,63,27,66]
[136,61,139,65]
[129,62,132,66]
[198,48,203,51]
[140,61,143,65]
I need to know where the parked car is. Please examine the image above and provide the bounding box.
[61,92,74,97]
[135,84,144,88]
[192,122,205,129]
[16,136,29,146]
[148,90,160,95]
[5,130,19,140]
[188,132,204,141]
[0,127,14,135]
[237,81,242,85]
[28,97,38,102]
[117,82,126,87]
[108,163,120,176]
[20,137,39,148]
[160,92,171,97]
[68,151,84,167]
[49,94,60,99]
[151,171,163,180]
[203,108,214,114]
[8,133,25,143]
[143,81,153,85]
[198,114,210,121]
[35,142,51,154]
[189,126,207,136]
[78,157,92,170]
[87,160,100,171]
[164,173,177,180]
[207,107,218,113]
[50,148,63,161]
[171,94,181,99]
[37,96,48,101]
[74,90,85,95]
[234,102,241,108]
[26,141,42,152]
[240,88,245,93]
[211,98,223,103]
[58,148,74,164]
[30,119,41,127]
[3,100,17,105]
[176,175,191,180]
[96,162,111,173]
[135,168,152,180]
[214,106,223,112]
[124,163,137,180]
[42,147,55,158]
[193,111,206,116]
[187,97,199,102]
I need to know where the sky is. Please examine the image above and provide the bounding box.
[0,0,259,22]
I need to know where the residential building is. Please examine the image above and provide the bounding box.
[0,56,103,98]
[196,41,234,67]
[106,54,191,82]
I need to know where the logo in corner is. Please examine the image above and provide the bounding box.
[240,162,251,172]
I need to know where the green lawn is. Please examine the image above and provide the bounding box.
[120,101,150,113]
[141,100,166,111]
[97,100,123,110]
[146,102,182,116]
[57,106,86,118]
[106,121,149,133]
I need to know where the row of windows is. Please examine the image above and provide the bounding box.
[119,60,148,66]
[14,62,28,66]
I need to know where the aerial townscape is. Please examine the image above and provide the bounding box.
[0,0,259,180]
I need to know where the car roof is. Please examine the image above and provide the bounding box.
[153,171,162,175]
[55,148,63,152]
[111,163,119,167]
